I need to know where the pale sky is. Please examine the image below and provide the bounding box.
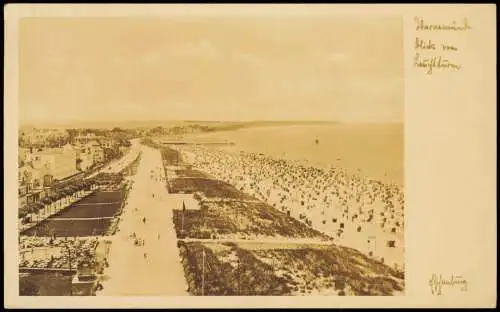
[19,17,403,124]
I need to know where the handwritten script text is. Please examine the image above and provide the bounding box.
[413,17,471,75]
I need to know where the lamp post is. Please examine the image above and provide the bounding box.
[66,245,73,296]
[201,248,205,296]
[181,201,186,235]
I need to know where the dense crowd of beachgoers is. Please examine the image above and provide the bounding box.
[176,145,405,268]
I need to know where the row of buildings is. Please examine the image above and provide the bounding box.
[18,132,129,208]
[19,128,69,148]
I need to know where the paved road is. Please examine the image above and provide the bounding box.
[98,143,188,296]
[88,139,142,177]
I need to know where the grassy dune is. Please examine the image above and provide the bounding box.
[169,178,256,200]
[178,241,404,296]
[173,201,331,240]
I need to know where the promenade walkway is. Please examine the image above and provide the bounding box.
[98,143,188,296]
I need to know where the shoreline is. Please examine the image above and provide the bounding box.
[184,123,404,186]
[208,145,404,188]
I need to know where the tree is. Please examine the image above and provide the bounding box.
[150,126,164,135]
[32,179,41,189]
[76,181,86,197]
[66,129,79,143]
[19,209,28,219]
[82,180,91,191]
[62,187,72,204]
[76,158,83,170]
[70,184,79,195]
[53,190,63,212]
[27,203,36,214]
[49,194,58,214]
[36,202,44,218]
[41,197,52,216]
[104,147,121,161]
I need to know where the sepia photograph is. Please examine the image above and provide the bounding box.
[17,15,404,297]
[5,4,496,308]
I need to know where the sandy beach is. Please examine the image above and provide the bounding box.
[174,136,405,270]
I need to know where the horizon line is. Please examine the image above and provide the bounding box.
[19,119,404,127]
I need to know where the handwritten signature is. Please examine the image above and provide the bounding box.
[429,273,468,296]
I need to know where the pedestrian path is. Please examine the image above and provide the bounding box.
[73,202,121,206]
[97,143,188,296]
[49,217,115,221]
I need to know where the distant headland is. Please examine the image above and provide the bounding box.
[19,120,343,130]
